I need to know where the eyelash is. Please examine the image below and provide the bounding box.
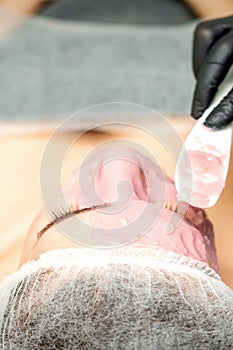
[36,202,110,240]
[50,205,75,222]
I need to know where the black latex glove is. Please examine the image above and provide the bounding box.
[191,15,233,130]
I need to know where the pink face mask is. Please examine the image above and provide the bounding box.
[61,145,219,274]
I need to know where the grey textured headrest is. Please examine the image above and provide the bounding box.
[0,13,196,123]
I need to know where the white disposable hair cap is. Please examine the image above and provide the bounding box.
[0,247,232,349]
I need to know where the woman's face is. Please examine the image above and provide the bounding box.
[20,139,219,276]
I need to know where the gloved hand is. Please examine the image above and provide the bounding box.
[191,15,233,129]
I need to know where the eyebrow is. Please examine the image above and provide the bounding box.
[35,203,110,242]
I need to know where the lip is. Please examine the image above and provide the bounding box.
[61,146,219,274]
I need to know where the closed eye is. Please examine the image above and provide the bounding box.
[36,202,110,241]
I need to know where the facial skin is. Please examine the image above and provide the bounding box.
[20,145,219,277]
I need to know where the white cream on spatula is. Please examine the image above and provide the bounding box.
[175,75,233,208]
